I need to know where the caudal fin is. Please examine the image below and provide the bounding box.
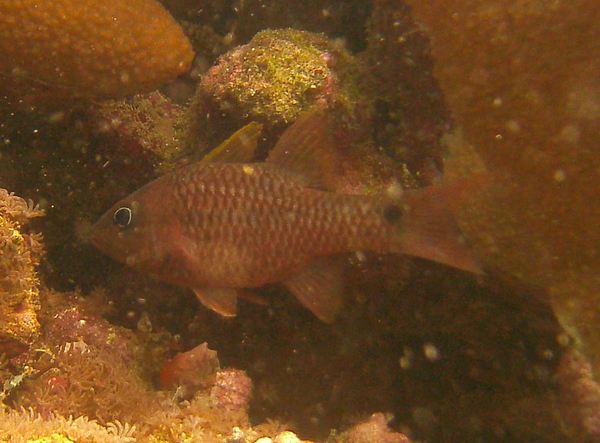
[393,181,484,274]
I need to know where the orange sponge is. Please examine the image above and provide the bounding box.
[0,0,194,105]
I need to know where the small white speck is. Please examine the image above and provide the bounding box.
[553,169,566,182]
[492,97,503,107]
[423,342,441,361]
[505,120,520,133]
[559,124,580,144]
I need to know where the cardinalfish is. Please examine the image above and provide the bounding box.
[91,109,481,322]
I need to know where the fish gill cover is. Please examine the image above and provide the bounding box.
[0,0,598,442]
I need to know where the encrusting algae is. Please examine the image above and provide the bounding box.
[0,0,194,107]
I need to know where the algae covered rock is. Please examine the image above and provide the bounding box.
[405,0,600,376]
[0,189,44,355]
[189,28,366,149]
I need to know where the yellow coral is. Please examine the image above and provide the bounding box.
[0,0,194,106]
[0,189,44,354]
[26,433,74,443]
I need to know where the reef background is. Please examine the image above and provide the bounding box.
[1,0,599,442]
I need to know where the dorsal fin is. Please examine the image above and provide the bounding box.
[266,108,339,189]
[200,122,263,164]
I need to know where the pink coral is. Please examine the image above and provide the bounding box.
[342,413,412,443]
[209,368,253,413]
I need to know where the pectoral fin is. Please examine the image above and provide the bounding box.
[283,257,345,323]
[193,288,238,317]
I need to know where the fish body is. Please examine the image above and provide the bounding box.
[92,110,480,322]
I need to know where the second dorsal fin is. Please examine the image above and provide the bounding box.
[266,108,339,189]
[200,122,263,164]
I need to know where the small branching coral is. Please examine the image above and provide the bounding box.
[13,341,160,425]
[0,189,44,356]
[0,408,135,443]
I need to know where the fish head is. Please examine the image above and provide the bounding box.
[91,184,174,272]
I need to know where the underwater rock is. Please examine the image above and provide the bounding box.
[160,341,220,397]
[406,0,600,375]
[365,0,449,175]
[0,189,44,356]
[188,28,365,151]
[40,291,137,364]
[335,413,412,443]
[0,0,194,107]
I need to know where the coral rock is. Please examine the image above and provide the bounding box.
[198,29,339,125]
[557,349,600,441]
[340,413,412,443]
[89,92,188,173]
[0,0,194,106]
[406,0,600,375]
[210,368,253,413]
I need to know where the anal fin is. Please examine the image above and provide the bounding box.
[193,288,238,317]
[283,257,345,323]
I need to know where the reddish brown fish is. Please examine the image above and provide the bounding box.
[92,110,480,322]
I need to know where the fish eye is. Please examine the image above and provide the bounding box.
[383,204,402,223]
[113,206,133,228]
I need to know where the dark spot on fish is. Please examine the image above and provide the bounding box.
[113,206,133,228]
[383,204,402,223]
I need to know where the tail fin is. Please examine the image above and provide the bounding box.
[392,180,485,274]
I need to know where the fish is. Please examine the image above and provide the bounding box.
[91,109,481,322]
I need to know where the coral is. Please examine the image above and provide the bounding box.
[405,0,600,377]
[330,413,412,443]
[6,291,157,425]
[0,0,193,107]
[13,341,160,425]
[0,189,44,356]
[557,349,600,441]
[2,1,594,441]
[89,92,189,173]
[39,290,137,364]
[210,369,253,415]
[0,408,135,443]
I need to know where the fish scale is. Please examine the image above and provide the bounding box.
[167,162,392,287]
